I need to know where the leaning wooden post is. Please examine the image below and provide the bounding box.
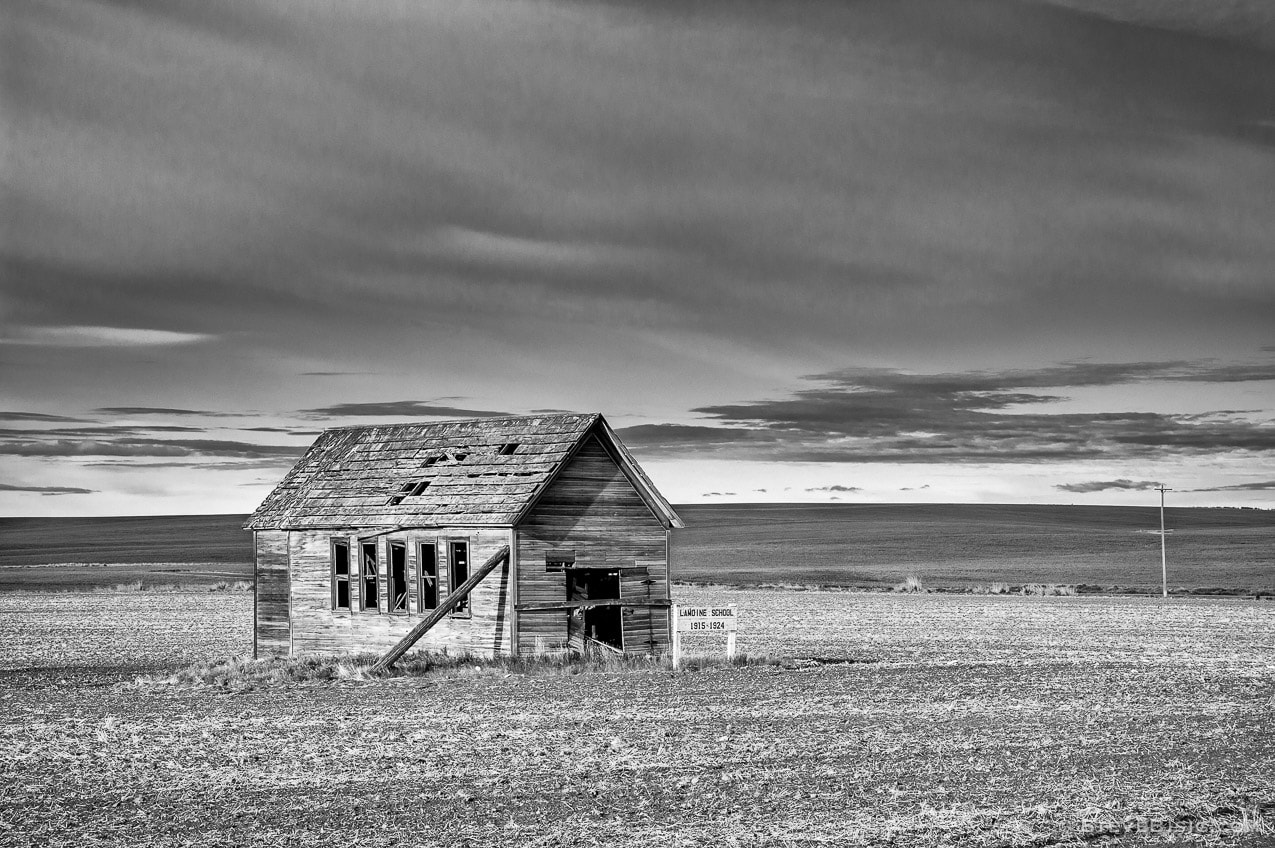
[371,545,509,674]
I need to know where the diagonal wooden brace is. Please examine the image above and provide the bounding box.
[370,545,510,674]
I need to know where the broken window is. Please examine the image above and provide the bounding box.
[360,542,379,611]
[331,539,350,610]
[448,540,470,617]
[388,541,408,614]
[418,542,438,610]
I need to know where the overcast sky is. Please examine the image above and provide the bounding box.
[2,0,1273,516]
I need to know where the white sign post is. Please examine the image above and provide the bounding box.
[671,604,738,670]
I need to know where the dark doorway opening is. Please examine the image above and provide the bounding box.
[567,568,623,652]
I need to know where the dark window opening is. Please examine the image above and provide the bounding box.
[418,542,438,610]
[448,541,470,616]
[360,542,379,611]
[545,549,576,572]
[389,542,408,614]
[331,539,350,610]
[566,569,623,651]
[498,443,518,455]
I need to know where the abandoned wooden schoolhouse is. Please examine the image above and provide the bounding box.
[244,413,683,660]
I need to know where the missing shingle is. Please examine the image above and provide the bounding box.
[388,479,430,505]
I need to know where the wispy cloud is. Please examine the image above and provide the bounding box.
[300,372,374,377]
[1055,479,1161,493]
[0,326,215,347]
[95,407,216,416]
[0,427,303,460]
[0,411,87,423]
[1190,480,1275,492]
[0,483,96,496]
[0,439,303,459]
[806,484,863,493]
[300,401,512,419]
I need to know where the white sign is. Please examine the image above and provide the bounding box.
[671,604,738,670]
[675,605,738,632]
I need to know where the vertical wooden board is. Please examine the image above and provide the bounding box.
[516,609,569,655]
[621,606,658,655]
[255,530,290,656]
[649,606,670,650]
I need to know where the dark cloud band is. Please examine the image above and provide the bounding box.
[620,359,1275,464]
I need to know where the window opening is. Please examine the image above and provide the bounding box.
[545,549,575,572]
[360,542,379,611]
[448,541,470,616]
[331,539,350,610]
[418,542,438,610]
[389,542,408,614]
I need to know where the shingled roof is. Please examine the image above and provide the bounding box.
[244,413,682,531]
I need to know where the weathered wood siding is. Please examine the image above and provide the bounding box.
[516,436,670,655]
[287,528,514,657]
[254,530,291,656]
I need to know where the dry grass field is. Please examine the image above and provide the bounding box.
[1,588,1272,847]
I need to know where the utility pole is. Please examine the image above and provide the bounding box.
[1156,485,1171,598]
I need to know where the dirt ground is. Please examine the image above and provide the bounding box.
[1,589,1272,847]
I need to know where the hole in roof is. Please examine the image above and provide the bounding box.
[498,443,518,455]
[453,452,469,461]
[388,479,430,505]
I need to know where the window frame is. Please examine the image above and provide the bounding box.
[418,540,439,612]
[388,540,408,615]
[331,538,351,611]
[359,540,380,613]
[447,538,472,619]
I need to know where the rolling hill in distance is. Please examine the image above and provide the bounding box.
[0,504,1270,593]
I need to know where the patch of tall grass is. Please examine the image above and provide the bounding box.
[89,580,253,593]
[1022,583,1078,596]
[892,574,927,593]
[145,649,780,690]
